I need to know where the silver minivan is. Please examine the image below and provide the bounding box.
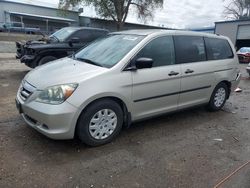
[16,30,241,146]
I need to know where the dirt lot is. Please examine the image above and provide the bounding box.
[0,56,250,188]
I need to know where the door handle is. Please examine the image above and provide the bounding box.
[185,69,194,74]
[168,71,179,76]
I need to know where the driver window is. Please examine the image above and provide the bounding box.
[135,36,175,67]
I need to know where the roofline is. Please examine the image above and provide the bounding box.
[191,27,215,31]
[110,29,222,38]
[6,11,76,22]
[73,27,109,32]
[215,19,250,24]
[1,0,79,13]
[79,15,175,30]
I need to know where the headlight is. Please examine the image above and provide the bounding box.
[35,83,78,104]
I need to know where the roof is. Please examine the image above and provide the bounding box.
[215,19,250,24]
[62,26,109,32]
[2,0,79,12]
[190,27,215,32]
[112,29,225,38]
[112,29,168,35]
[6,11,76,22]
[79,16,174,30]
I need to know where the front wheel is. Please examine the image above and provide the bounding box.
[38,56,57,66]
[207,82,229,111]
[77,99,123,146]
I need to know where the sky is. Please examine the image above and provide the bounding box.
[8,0,229,29]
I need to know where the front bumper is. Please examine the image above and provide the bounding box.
[238,55,250,63]
[16,41,25,59]
[16,93,78,140]
[20,55,35,63]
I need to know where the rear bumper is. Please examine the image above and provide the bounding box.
[246,67,250,74]
[231,73,241,91]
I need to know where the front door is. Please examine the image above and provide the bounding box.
[131,36,181,120]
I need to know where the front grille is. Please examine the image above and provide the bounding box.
[19,81,36,101]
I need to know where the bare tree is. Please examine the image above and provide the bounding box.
[224,0,250,19]
[59,0,164,30]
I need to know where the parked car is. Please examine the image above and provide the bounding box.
[16,30,241,146]
[0,22,40,34]
[237,47,250,63]
[16,27,109,68]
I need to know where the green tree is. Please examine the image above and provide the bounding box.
[59,0,164,30]
[224,0,250,19]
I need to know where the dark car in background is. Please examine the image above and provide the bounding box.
[16,27,109,68]
[237,47,250,63]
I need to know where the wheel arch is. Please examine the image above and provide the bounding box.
[36,50,68,64]
[74,95,131,138]
[218,80,231,99]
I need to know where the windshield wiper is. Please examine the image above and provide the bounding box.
[73,57,104,67]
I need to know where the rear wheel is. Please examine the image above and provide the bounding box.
[77,99,123,146]
[38,56,57,66]
[207,82,229,111]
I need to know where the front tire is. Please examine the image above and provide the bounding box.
[207,82,229,111]
[77,99,123,146]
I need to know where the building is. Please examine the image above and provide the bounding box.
[0,0,80,33]
[215,19,250,49]
[79,16,171,32]
[0,0,170,34]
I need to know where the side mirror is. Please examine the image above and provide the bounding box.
[135,57,153,69]
[70,37,80,43]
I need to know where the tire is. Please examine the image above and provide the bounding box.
[38,56,57,66]
[77,99,123,146]
[207,82,229,111]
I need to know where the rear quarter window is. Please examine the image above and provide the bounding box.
[174,36,206,64]
[204,37,234,60]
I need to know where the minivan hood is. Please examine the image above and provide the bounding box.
[24,57,107,89]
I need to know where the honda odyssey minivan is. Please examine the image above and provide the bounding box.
[16,30,241,146]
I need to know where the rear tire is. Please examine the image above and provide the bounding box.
[77,99,123,146]
[38,56,57,66]
[207,82,229,111]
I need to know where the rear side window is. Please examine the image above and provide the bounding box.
[135,36,175,67]
[204,38,234,60]
[174,36,206,64]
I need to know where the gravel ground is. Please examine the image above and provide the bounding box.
[0,55,250,188]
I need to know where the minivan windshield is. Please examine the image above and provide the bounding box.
[73,34,145,68]
[50,27,78,42]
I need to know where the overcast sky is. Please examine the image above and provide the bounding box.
[12,0,229,29]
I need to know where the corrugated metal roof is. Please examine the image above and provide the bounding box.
[3,0,58,9]
[215,19,250,24]
[2,0,79,12]
[6,11,76,22]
